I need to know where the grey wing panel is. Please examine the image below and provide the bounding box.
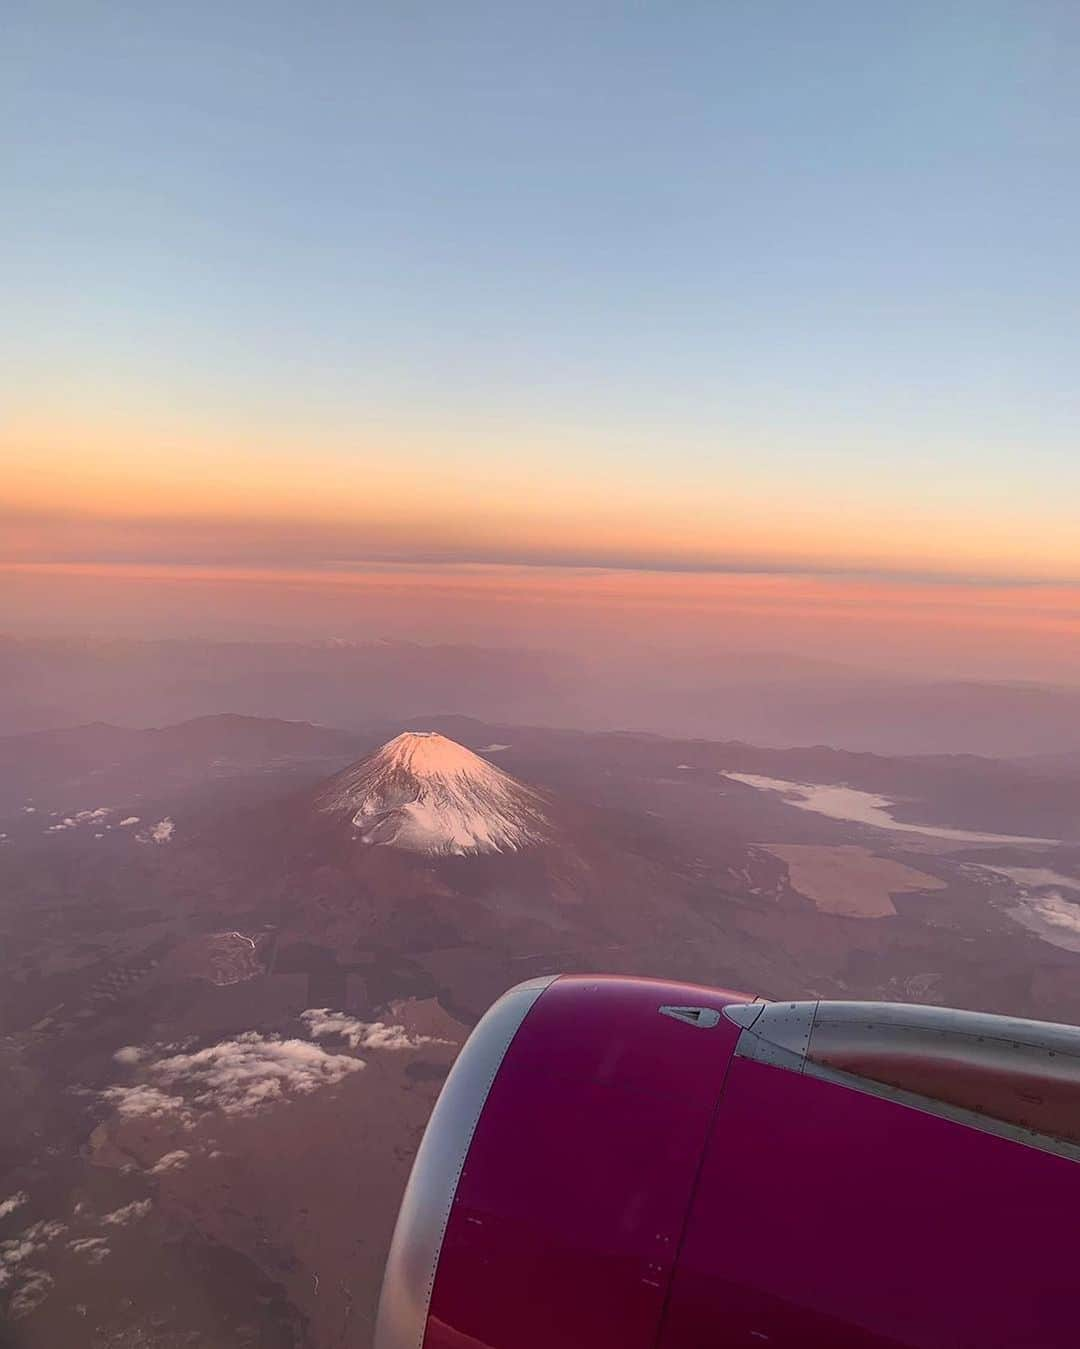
[725,998,1080,1163]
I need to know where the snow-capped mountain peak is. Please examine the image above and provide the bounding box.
[313,731,549,856]
[368,731,494,779]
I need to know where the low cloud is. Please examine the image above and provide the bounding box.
[102,1083,194,1124]
[101,1011,437,1132]
[0,1191,28,1220]
[9,1269,52,1319]
[136,818,175,844]
[113,1045,148,1065]
[103,1032,365,1124]
[118,816,140,827]
[25,1220,66,1243]
[45,807,112,834]
[101,1200,152,1227]
[149,1150,190,1174]
[300,1009,434,1052]
[153,1034,363,1115]
[69,1236,110,1264]
[1,1219,66,1301]
[1,1239,38,1278]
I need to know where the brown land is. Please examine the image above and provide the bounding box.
[765,844,947,918]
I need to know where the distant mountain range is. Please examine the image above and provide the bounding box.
[3,633,1080,756]
[3,710,1079,847]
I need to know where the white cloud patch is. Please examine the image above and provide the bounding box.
[69,1236,110,1264]
[45,807,112,834]
[9,1269,53,1318]
[1,1238,38,1272]
[103,1032,366,1125]
[101,1200,152,1227]
[300,1009,433,1052]
[118,816,140,827]
[136,818,175,844]
[101,1084,194,1124]
[151,1034,363,1115]
[113,1045,148,1066]
[22,806,36,814]
[0,1192,28,1220]
[1,1219,66,1299]
[101,1012,439,1135]
[149,1150,190,1174]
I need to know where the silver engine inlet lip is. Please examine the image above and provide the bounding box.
[373,974,559,1349]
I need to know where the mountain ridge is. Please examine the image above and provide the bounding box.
[312,731,552,856]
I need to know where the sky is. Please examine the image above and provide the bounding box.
[3,2,1079,675]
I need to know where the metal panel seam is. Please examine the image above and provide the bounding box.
[650,1012,746,1349]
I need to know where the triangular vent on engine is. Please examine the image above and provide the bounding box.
[658,1005,721,1029]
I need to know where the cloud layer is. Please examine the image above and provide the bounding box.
[299,1009,434,1052]
[0,1192,28,1220]
[103,1012,434,1127]
[136,817,175,844]
[149,1034,363,1116]
[101,1200,152,1227]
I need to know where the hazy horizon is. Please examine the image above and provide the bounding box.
[4,561,1080,691]
[7,3,1079,708]
[6,1,1080,608]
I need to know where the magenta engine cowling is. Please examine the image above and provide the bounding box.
[374,974,749,1349]
[375,975,1080,1349]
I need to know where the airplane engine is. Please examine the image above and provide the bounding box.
[375,974,1080,1349]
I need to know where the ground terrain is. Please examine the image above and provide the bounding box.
[2,713,1079,1346]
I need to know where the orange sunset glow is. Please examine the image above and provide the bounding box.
[2,0,1078,711]
[5,561,1079,687]
[6,410,1080,587]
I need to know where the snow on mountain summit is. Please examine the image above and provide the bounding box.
[313,731,550,856]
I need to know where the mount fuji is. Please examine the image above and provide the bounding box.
[183,724,766,1014]
[312,731,552,856]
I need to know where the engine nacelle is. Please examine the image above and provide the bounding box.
[376,974,1080,1349]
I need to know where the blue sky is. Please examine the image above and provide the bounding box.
[4,1,1079,578]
